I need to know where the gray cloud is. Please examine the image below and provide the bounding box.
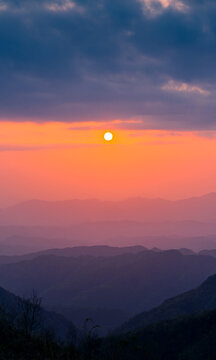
[0,0,216,129]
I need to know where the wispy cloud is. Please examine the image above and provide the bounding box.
[0,2,7,12]
[162,80,210,96]
[194,131,216,139]
[45,0,77,12]
[0,0,81,14]
[138,0,189,16]
[68,119,143,131]
[0,144,100,152]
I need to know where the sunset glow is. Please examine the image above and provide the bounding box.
[0,0,215,207]
[1,1,216,356]
[104,132,113,141]
[0,121,216,207]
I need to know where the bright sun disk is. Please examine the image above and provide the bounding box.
[104,132,113,141]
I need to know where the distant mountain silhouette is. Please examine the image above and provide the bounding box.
[0,245,198,265]
[0,245,147,264]
[1,193,216,226]
[199,249,216,257]
[1,250,216,333]
[119,273,216,333]
[177,248,196,255]
[1,224,216,255]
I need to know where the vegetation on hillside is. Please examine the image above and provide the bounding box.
[2,298,216,359]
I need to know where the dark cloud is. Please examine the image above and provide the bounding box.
[0,0,216,129]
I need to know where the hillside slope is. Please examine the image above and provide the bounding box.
[99,309,216,360]
[0,286,75,341]
[120,273,216,333]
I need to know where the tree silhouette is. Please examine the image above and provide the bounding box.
[18,290,42,338]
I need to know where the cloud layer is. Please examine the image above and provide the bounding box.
[0,0,216,129]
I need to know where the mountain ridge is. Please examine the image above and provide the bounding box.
[119,273,216,333]
[1,192,216,226]
[1,250,216,323]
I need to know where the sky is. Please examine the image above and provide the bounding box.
[1,0,216,206]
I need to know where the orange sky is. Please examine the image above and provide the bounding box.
[0,121,216,206]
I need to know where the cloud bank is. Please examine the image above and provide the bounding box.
[0,0,216,129]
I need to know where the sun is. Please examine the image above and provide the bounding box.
[104,132,113,141]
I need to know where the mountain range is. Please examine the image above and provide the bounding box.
[1,193,216,226]
[1,249,216,332]
[1,194,216,255]
[0,245,146,264]
[2,228,216,255]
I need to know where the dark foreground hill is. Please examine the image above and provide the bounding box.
[119,273,216,333]
[98,309,216,360]
[0,286,75,341]
[1,250,216,333]
[2,261,216,359]
[2,306,216,360]
[0,319,67,360]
